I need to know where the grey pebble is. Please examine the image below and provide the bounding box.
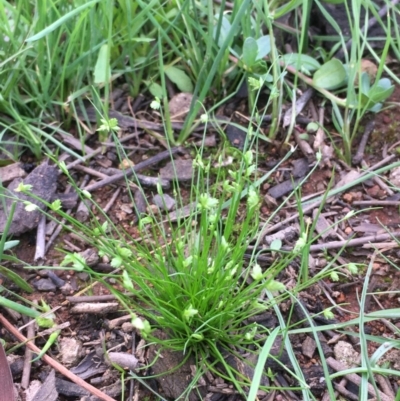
[153,194,176,211]
[33,278,57,292]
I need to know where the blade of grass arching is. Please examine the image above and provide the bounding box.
[298,0,313,54]
[0,202,32,293]
[357,253,381,401]
[365,42,400,84]
[175,0,206,73]
[301,159,400,208]
[0,296,40,319]
[30,124,86,160]
[290,296,337,400]
[26,0,101,42]
[289,308,400,335]
[353,22,392,141]
[157,36,174,144]
[247,327,280,401]
[0,202,16,258]
[266,292,312,400]
[178,0,252,143]
[314,0,347,59]
[297,170,336,284]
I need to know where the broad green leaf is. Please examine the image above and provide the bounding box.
[3,240,19,251]
[214,15,233,48]
[94,44,110,84]
[147,81,163,99]
[164,66,193,93]
[281,53,321,73]
[242,37,258,67]
[323,0,345,3]
[376,77,393,91]
[26,0,100,42]
[359,93,371,109]
[369,85,394,104]
[369,103,382,113]
[270,239,282,251]
[256,36,271,60]
[265,280,286,292]
[313,59,347,90]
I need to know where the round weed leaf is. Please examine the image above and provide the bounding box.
[376,77,393,91]
[164,66,193,93]
[313,59,347,90]
[256,36,271,60]
[368,84,394,104]
[146,81,163,99]
[270,239,282,251]
[242,37,258,67]
[281,53,321,73]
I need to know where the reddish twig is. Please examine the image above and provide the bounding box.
[0,313,116,401]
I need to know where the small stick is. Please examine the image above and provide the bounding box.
[0,313,117,401]
[103,187,121,214]
[84,147,182,192]
[66,295,118,303]
[333,383,360,401]
[326,357,393,401]
[361,160,394,196]
[21,321,35,389]
[353,200,400,206]
[259,201,318,237]
[65,147,103,171]
[73,165,108,179]
[294,129,314,162]
[282,88,314,128]
[352,120,375,165]
[76,177,93,222]
[321,379,347,401]
[34,214,47,262]
[98,167,170,189]
[376,375,395,399]
[306,231,400,252]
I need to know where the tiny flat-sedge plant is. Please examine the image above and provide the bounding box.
[36,139,307,393]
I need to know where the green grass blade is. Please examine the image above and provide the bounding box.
[26,0,101,42]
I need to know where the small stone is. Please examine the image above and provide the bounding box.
[47,271,65,288]
[169,93,193,120]
[59,337,83,367]
[302,336,317,359]
[77,272,90,281]
[60,283,74,295]
[344,226,353,235]
[153,194,176,211]
[78,248,99,267]
[120,204,133,214]
[342,193,353,203]
[121,322,134,333]
[33,279,57,292]
[160,159,193,181]
[333,341,359,368]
